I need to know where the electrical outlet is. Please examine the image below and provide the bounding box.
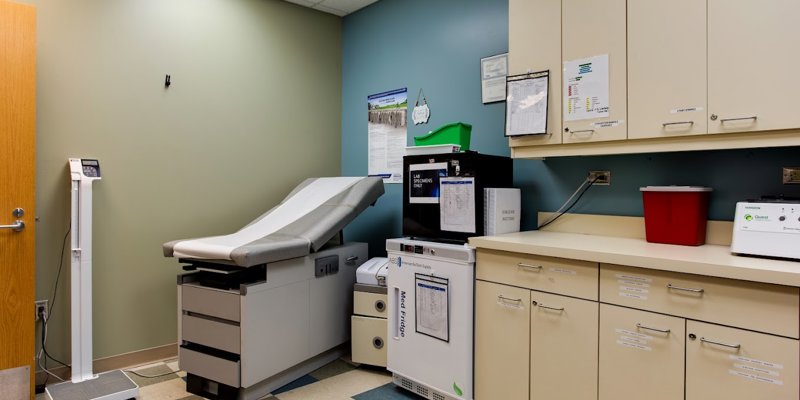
[35,300,48,321]
[588,170,611,185]
[783,167,800,184]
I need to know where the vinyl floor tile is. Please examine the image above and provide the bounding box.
[274,369,392,400]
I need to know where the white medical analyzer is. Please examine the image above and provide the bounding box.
[47,159,139,400]
[386,238,476,400]
[731,198,800,260]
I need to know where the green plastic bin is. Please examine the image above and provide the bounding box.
[413,122,472,151]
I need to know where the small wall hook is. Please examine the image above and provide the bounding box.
[165,74,171,88]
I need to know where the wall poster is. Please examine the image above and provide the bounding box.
[368,88,408,183]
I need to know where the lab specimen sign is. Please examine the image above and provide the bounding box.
[368,88,407,183]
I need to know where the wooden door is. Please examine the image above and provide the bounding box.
[598,304,685,400]
[562,0,627,143]
[474,280,530,400]
[0,1,37,399]
[530,291,598,400]
[686,320,799,400]
[708,0,800,134]
[628,0,707,139]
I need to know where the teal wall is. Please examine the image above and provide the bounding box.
[342,0,800,255]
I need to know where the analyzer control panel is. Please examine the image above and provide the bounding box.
[69,158,102,180]
[81,159,101,178]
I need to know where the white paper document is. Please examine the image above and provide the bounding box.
[481,53,508,103]
[505,72,549,136]
[415,275,449,342]
[563,54,610,121]
[439,177,476,233]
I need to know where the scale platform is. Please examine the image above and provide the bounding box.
[45,370,138,400]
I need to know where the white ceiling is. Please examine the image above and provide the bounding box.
[283,0,379,17]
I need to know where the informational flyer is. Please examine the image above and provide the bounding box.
[563,54,610,121]
[481,53,509,104]
[505,71,549,136]
[368,88,408,183]
[439,177,476,233]
[415,274,449,342]
[408,162,448,204]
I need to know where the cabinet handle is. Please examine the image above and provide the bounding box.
[636,323,670,334]
[666,283,704,294]
[535,302,565,312]
[720,116,757,123]
[518,263,543,272]
[569,129,595,136]
[662,121,694,127]
[700,336,741,350]
[497,295,524,310]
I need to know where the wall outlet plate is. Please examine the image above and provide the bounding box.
[783,167,800,184]
[34,300,48,321]
[588,170,611,185]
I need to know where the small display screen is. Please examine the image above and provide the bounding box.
[82,160,99,166]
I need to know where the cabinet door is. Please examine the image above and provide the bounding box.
[508,0,562,145]
[562,0,626,143]
[475,280,530,400]
[708,0,800,134]
[628,0,707,139]
[530,291,598,400]
[599,304,685,400]
[686,320,799,400]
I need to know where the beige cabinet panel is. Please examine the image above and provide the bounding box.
[530,291,598,400]
[475,280,530,400]
[599,304,685,400]
[508,0,562,143]
[686,320,799,400]
[351,316,387,367]
[354,291,387,318]
[708,0,800,134]
[562,0,627,143]
[600,264,800,338]
[628,0,707,139]
[477,249,598,300]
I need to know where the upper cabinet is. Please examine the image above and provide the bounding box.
[562,0,627,144]
[628,0,707,139]
[509,0,800,158]
[508,0,563,147]
[708,0,800,134]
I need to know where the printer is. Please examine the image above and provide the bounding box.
[163,177,384,400]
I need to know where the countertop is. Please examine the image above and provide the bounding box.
[469,231,800,287]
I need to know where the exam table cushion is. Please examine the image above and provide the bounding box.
[163,176,384,267]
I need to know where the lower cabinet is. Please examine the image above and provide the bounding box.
[599,304,685,400]
[686,320,799,400]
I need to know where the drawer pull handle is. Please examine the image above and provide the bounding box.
[569,129,595,136]
[662,121,694,127]
[636,323,670,334]
[497,295,524,309]
[667,283,704,294]
[720,116,757,123]
[518,263,543,272]
[700,337,741,350]
[534,302,565,312]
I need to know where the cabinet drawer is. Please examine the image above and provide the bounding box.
[351,316,387,367]
[179,346,240,387]
[182,314,240,354]
[686,320,799,400]
[181,284,240,322]
[477,249,598,300]
[354,291,387,318]
[600,264,800,338]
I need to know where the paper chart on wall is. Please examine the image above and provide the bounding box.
[505,71,549,136]
[563,54,610,121]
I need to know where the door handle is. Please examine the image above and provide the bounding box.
[0,220,25,232]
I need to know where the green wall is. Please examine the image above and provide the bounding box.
[25,0,342,363]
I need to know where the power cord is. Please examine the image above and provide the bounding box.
[124,368,178,379]
[537,176,600,230]
[37,224,72,391]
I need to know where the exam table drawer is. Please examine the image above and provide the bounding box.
[354,291,388,318]
[182,314,241,354]
[600,264,800,338]
[179,346,240,388]
[181,284,241,322]
[477,249,599,300]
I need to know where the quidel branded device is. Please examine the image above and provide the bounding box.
[731,198,800,260]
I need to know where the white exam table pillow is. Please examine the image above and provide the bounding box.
[163,176,384,267]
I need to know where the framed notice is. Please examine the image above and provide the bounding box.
[505,71,549,137]
[481,53,509,104]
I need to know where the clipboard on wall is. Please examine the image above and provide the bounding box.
[504,70,549,137]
